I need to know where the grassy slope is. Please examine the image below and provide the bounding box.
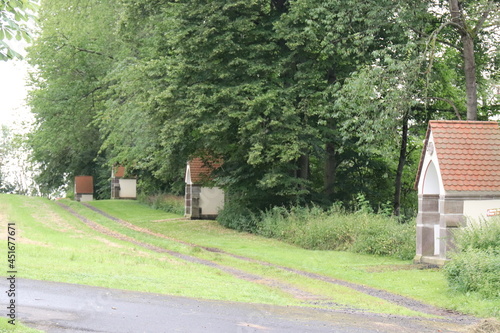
[0,195,497,323]
[91,200,500,318]
[75,200,419,316]
[0,195,298,319]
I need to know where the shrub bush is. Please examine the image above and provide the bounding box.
[217,200,258,233]
[256,205,415,260]
[444,217,500,299]
[444,249,500,298]
[349,215,415,259]
[453,218,500,253]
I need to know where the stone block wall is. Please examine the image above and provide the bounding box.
[111,178,120,199]
[416,193,500,265]
[416,194,440,258]
[185,184,201,219]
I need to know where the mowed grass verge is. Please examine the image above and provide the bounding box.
[1,194,498,322]
[0,195,421,319]
[91,199,500,319]
[76,200,422,316]
[0,195,299,318]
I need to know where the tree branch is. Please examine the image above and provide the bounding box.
[426,96,462,120]
[79,87,102,101]
[472,1,496,36]
[409,27,460,50]
[59,33,114,60]
[72,46,115,60]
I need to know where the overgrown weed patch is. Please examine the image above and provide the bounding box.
[256,205,415,260]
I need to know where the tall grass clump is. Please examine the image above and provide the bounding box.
[138,193,185,216]
[444,217,500,299]
[217,200,259,232]
[257,205,415,260]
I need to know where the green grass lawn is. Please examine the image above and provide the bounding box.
[1,194,498,324]
[90,199,500,318]
[78,200,420,316]
[0,195,298,305]
[0,320,42,333]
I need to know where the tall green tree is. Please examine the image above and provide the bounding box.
[96,0,188,193]
[123,0,430,210]
[274,0,413,202]
[27,0,499,214]
[328,0,500,213]
[156,0,300,207]
[102,0,460,212]
[419,0,500,120]
[27,0,120,196]
[447,0,498,120]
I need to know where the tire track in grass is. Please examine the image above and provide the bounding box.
[82,202,476,321]
[57,202,333,305]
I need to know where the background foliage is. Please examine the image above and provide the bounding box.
[444,218,500,299]
[219,202,416,260]
[0,0,36,60]
[26,0,499,212]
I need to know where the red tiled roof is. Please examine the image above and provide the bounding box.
[75,176,94,194]
[188,157,222,184]
[419,121,500,192]
[113,166,126,178]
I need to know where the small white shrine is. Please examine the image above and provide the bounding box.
[184,158,224,219]
[414,121,500,265]
[111,166,137,200]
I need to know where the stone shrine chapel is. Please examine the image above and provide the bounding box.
[414,120,500,265]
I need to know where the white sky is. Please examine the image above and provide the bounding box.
[0,40,33,132]
[0,41,38,194]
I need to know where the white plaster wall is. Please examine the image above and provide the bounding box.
[418,132,446,196]
[200,187,224,215]
[119,179,137,198]
[423,162,440,195]
[463,200,500,223]
[185,163,192,185]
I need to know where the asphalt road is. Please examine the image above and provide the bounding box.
[5,278,474,333]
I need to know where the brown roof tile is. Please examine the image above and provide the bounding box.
[426,121,500,192]
[188,157,222,184]
[75,176,94,194]
[114,166,126,178]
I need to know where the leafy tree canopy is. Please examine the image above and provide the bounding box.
[27,0,499,215]
[0,0,36,60]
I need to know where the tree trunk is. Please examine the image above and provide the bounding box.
[448,0,478,120]
[462,33,478,120]
[297,153,309,191]
[324,142,336,198]
[393,113,409,216]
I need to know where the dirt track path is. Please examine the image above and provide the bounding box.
[55,202,478,331]
[57,202,325,303]
[81,203,474,318]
